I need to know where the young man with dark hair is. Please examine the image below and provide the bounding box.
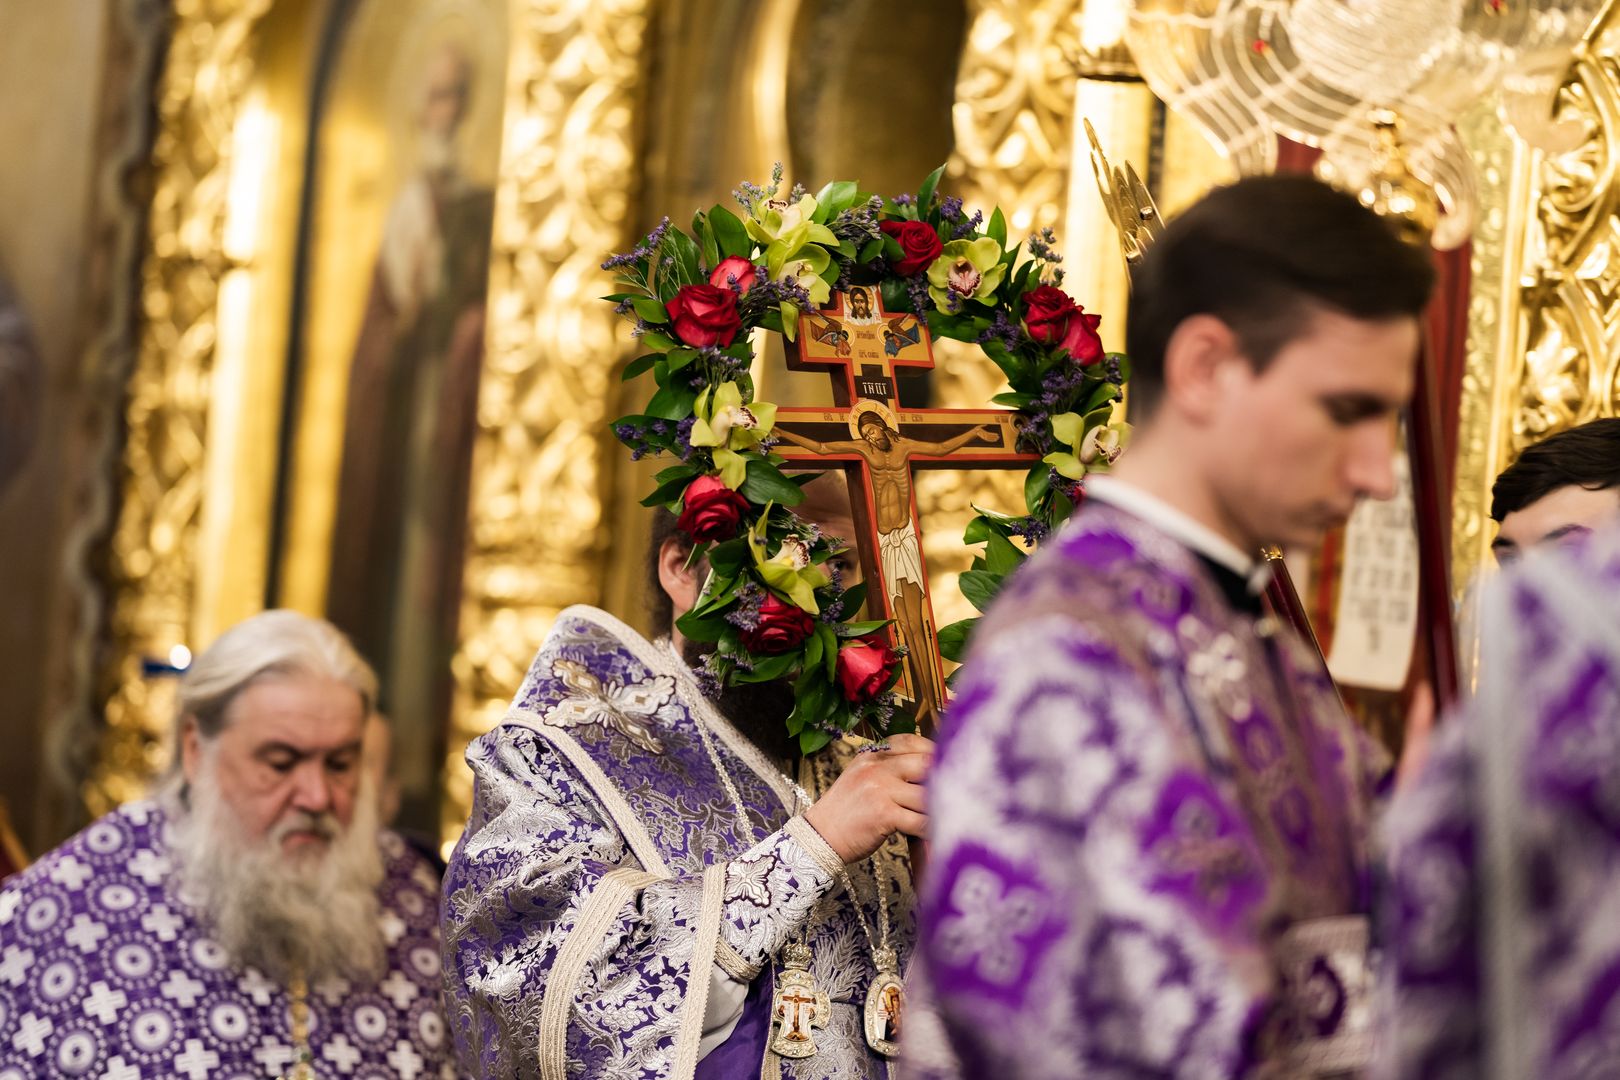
[907,175,1436,1079]
[1490,417,1620,563]
[444,476,930,1078]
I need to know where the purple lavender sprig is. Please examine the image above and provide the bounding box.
[734,163,786,217]
[602,217,673,273]
[1027,227,1063,265]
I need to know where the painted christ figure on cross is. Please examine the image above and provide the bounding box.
[776,287,1037,728]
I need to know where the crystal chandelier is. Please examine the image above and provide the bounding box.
[1124,0,1605,248]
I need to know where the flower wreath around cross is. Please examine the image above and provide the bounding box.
[605,165,1132,752]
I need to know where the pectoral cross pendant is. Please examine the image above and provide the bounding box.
[863,946,904,1058]
[770,942,830,1059]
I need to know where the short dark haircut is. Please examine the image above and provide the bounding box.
[1125,174,1436,418]
[646,508,691,634]
[1491,418,1620,521]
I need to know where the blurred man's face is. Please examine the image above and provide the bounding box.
[1493,484,1620,564]
[850,290,872,318]
[860,423,891,452]
[184,676,366,860]
[1204,308,1419,551]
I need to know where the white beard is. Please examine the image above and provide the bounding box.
[169,760,387,985]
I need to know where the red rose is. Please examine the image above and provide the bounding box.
[676,475,750,541]
[880,220,945,277]
[1022,285,1105,364]
[709,256,759,296]
[835,636,901,703]
[666,284,743,348]
[740,594,816,654]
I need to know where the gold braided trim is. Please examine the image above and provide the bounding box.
[786,814,847,877]
[538,867,663,1080]
[715,938,758,982]
[672,864,729,1080]
[504,708,671,876]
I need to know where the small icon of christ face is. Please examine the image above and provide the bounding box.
[848,288,873,320]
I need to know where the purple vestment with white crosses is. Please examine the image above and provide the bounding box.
[1374,525,1620,1079]
[904,499,1385,1079]
[439,606,914,1080]
[0,801,455,1079]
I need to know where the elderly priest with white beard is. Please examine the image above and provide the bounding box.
[0,611,457,1079]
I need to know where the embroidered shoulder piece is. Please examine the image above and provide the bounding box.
[541,658,675,754]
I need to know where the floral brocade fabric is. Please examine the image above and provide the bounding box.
[0,804,455,1080]
[440,607,913,1080]
[905,501,1384,1080]
[1373,526,1620,1080]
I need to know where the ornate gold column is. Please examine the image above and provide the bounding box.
[89,0,275,813]
[440,0,652,847]
[1454,19,1620,603]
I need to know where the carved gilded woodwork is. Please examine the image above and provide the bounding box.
[89,0,275,814]
[439,0,651,846]
[919,0,1085,633]
[1455,32,1620,607]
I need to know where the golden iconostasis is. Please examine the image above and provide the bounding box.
[10,0,1614,852]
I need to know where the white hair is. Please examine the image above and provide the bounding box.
[166,609,378,783]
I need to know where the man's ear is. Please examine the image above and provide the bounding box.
[1160,314,1247,424]
[180,716,203,783]
[657,537,702,622]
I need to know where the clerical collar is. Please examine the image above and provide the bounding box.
[1084,475,1267,614]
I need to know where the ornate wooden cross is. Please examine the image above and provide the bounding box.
[775,286,1037,729]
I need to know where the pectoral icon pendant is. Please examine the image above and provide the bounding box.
[770,942,830,1059]
[863,947,903,1058]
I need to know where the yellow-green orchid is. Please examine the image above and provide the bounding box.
[927,237,1007,311]
[690,382,778,489]
[746,195,839,266]
[748,514,829,613]
[1043,411,1129,479]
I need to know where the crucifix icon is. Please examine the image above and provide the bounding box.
[775,287,1038,730]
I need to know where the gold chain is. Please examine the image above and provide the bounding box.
[278,971,315,1080]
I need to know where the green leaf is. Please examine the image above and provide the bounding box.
[665,347,701,374]
[631,297,669,324]
[640,472,696,508]
[640,329,678,352]
[1084,383,1123,413]
[1024,463,1051,516]
[886,712,918,736]
[834,618,891,638]
[817,623,839,681]
[814,180,861,220]
[740,458,807,506]
[1110,352,1132,384]
[646,385,697,421]
[692,574,744,616]
[621,354,659,381]
[709,205,752,261]
[881,235,905,261]
[708,538,750,576]
[881,277,912,315]
[674,609,726,642]
[804,629,825,674]
[735,651,799,683]
[987,207,1007,249]
[663,226,704,286]
[917,164,946,214]
[991,391,1035,408]
[958,568,1004,613]
[799,729,835,754]
[601,292,637,303]
[653,463,699,485]
[984,531,1027,575]
[693,210,720,271]
[839,581,868,617]
[858,237,884,263]
[937,617,977,663]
